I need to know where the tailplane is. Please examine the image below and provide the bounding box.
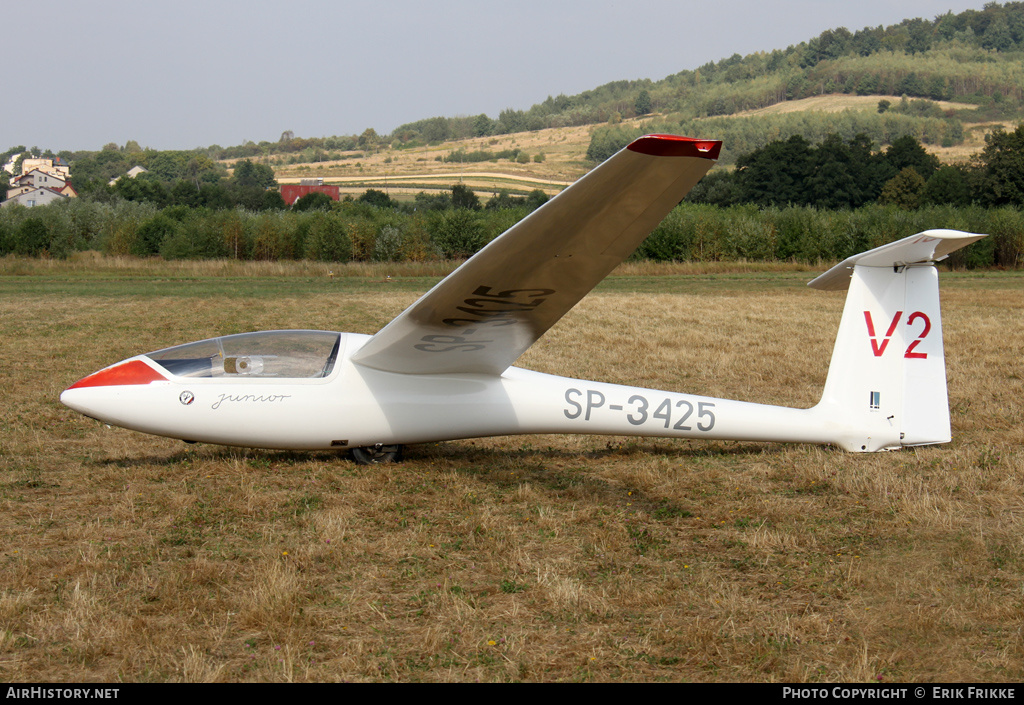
[809,229,986,452]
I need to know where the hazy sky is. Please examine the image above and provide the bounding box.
[6,0,990,151]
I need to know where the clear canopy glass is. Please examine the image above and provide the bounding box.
[146,330,341,379]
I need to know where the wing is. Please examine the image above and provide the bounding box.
[351,134,722,375]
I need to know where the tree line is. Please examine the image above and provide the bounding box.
[5,126,1024,269]
[588,124,1024,214]
[3,194,1020,269]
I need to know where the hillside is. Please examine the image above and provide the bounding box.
[240,4,1024,197]
[264,94,1006,200]
[39,2,1024,202]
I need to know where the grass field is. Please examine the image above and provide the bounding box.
[1,259,1022,682]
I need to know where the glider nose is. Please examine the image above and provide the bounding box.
[60,359,168,421]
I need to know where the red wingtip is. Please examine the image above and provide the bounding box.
[627,134,722,160]
[66,360,166,390]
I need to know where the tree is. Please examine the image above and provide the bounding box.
[905,18,933,55]
[805,134,884,209]
[357,189,395,208]
[685,170,741,206]
[413,191,451,211]
[883,135,939,181]
[432,209,484,258]
[232,159,276,189]
[586,125,643,163]
[14,218,49,256]
[495,109,526,134]
[879,167,925,209]
[735,135,815,206]
[525,189,549,210]
[451,183,480,210]
[473,114,494,137]
[978,124,1024,205]
[982,14,1014,51]
[922,165,972,206]
[261,190,286,211]
[292,191,335,211]
[304,213,351,261]
[184,155,219,187]
[634,90,652,116]
[420,117,451,143]
[170,179,203,208]
[358,128,379,150]
[134,214,178,256]
[114,173,170,207]
[485,190,520,210]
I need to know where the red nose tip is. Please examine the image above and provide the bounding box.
[66,360,166,390]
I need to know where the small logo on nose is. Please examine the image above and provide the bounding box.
[180,391,195,406]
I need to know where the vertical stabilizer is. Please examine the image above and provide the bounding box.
[809,230,986,452]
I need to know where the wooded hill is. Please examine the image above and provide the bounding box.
[227,2,1024,164]
[11,0,1020,185]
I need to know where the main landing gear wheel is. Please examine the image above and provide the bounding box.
[350,444,403,465]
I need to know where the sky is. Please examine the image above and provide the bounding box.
[5,0,992,152]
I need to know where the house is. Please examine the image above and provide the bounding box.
[109,165,148,186]
[21,156,70,180]
[9,168,67,191]
[6,168,73,202]
[1,186,69,208]
[2,152,21,174]
[1,159,78,208]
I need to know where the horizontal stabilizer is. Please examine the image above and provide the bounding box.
[807,229,987,291]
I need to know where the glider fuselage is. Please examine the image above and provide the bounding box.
[59,331,893,454]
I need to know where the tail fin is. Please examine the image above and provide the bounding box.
[809,230,986,452]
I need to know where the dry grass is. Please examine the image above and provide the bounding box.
[1,263,1021,682]
[730,94,978,117]
[270,122,611,192]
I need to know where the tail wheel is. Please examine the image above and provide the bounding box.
[351,444,403,465]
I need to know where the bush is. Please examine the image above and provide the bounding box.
[160,211,229,259]
[431,209,485,258]
[250,211,299,260]
[303,212,352,262]
[134,214,178,256]
[373,225,403,262]
[639,208,693,261]
[14,218,49,256]
[292,192,335,212]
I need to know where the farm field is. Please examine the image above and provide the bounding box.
[1,261,1022,682]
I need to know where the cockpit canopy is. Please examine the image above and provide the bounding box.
[146,330,341,379]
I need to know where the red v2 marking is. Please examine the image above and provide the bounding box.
[864,311,902,357]
[904,311,931,359]
[863,310,932,359]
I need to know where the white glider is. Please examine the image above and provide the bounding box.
[60,134,986,463]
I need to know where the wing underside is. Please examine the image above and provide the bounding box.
[351,134,721,376]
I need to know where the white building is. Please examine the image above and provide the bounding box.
[1,186,68,208]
